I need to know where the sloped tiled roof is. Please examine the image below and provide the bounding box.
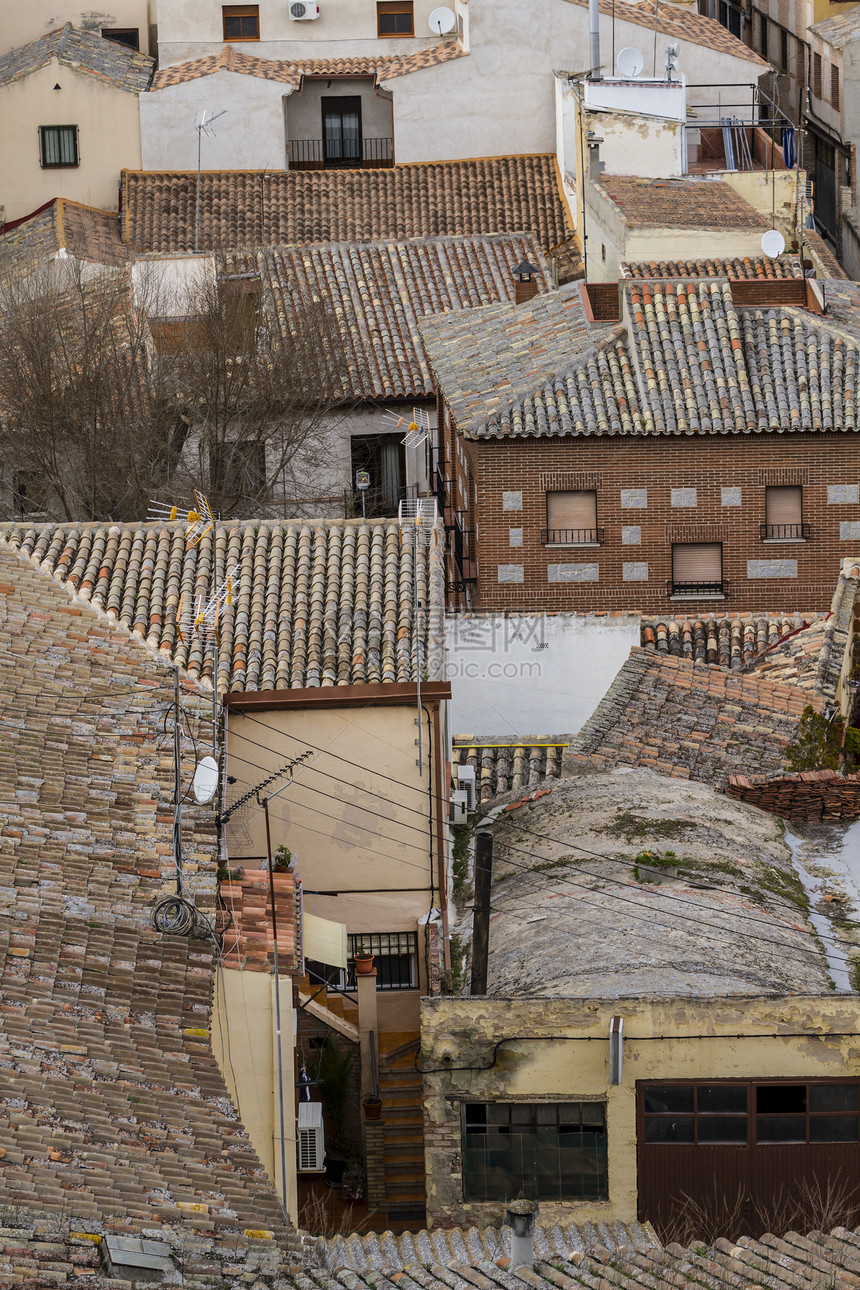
[0,23,154,93]
[621,255,803,279]
[256,234,552,402]
[453,737,568,802]
[640,613,820,669]
[567,648,816,787]
[0,199,129,279]
[803,226,851,278]
[424,279,860,439]
[565,0,769,64]
[600,176,767,229]
[120,155,573,254]
[0,544,297,1253]
[220,871,301,971]
[151,39,466,90]
[811,7,860,46]
[0,518,446,694]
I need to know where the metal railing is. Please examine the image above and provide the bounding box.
[450,512,477,591]
[667,579,729,598]
[760,522,810,540]
[541,527,604,546]
[288,137,394,170]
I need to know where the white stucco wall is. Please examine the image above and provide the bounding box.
[285,78,393,146]
[445,613,640,738]
[140,70,290,169]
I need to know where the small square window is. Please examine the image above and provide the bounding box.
[544,491,599,545]
[222,4,260,40]
[377,1,414,36]
[40,125,78,168]
[101,27,140,49]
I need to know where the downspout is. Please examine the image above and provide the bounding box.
[430,701,451,974]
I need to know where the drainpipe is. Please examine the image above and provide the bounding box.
[431,702,451,973]
[506,1200,539,1270]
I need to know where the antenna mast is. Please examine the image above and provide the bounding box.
[194,109,227,252]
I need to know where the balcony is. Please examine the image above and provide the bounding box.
[288,137,394,171]
[667,579,729,600]
[760,522,811,541]
[541,527,604,547]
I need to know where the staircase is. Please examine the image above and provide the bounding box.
[297,974,359,1042]
[377,1033,426,1231]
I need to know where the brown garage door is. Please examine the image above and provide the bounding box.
[637,1079,860,1240]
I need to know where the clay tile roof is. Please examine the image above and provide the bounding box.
[803,227,851,278]
[0,199,130,279]
[255,234,552,402]
[600,176,767,230]
[425,278,860,439]
[1,517,447,694]
[151,38,466,89]
[120,155,573,254]
[567,647,817,788]
[811,6,860,46]
[640,613,821,670]
[0,23,154,93]
[565,0,769,64]
[621,255,804,279]
[453,737,569,803]
[0,542,296,1251]
[220,871,301,971]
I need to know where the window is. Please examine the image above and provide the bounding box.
[39,125,78,168]
[642,1082,860,1146]
[670,543,724,596]
[101,27,140,48]
[462,1102,608,1203]
[763,486,807,540]
[813,52,823,98]
[543,491,600,545]
[221,273,262,351]
[832,63,841,109]
[759,13,768,57]
[780,28,789,71]
[377,1,414,36]
[210,440,266,497]
[308,932,419,992]
[718,0,742,37]
[222,4,259,39]
[12,471,48,518]
[322,96,362,167]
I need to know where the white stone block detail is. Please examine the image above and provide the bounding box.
[502,491,523,511]
[671,488,697,507]
[828,484,859,505]
[840,522,860,540]
[623,562,648,581]
[548,563,599,583]
[621,526,641,545]
[721,487,742,506]
[747,559,798,579]
[497,565,524,583]
[621,489,647,509]
[508,527,523,547]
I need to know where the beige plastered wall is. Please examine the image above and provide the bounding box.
[212,965,297,1223]
[421,994,860,1229]
[225,700,445,1031]
[0,62,143,221]
[2,1,156,56]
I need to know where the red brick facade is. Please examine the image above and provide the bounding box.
[442,429,860,614]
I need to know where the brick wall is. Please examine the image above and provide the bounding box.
[443,433,860,613]
[726,769,860,820]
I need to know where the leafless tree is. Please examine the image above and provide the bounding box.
[0,250,346,523]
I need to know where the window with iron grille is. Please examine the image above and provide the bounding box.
[39,125,78,168]
[543,490,600,545]
[832,63,840,109]
[348,932,418,989]
[462,1102,608,1202]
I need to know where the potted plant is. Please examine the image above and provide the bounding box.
[354,950,374,975]
[362,1094,382,1120]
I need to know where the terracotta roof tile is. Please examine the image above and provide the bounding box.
[0,518,447,694]
[565,0,769,64]
[811,7,860,46]
[220,871,301,971]
[621,255,803,279]
[640,613,821,669]
[802,227,850,278]
[453,738,568,802]
[0,23,153,93]
[0,199,129,278]
[121,155,573,254]
[151,39,466,90]
[601,176,767,229]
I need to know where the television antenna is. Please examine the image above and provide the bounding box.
[176,562,239,749]
[148,490,214,549]
[616,46,644,77]
[194,108,227,252]
[384,406,432,450]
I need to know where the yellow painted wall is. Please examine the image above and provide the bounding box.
[421,994,860,1229]
[2,3,155,57]
[212,966,297,1223]
[0,60,143,222]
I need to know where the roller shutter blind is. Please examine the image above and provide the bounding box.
[547,491,597,535]
[672,544,722,582]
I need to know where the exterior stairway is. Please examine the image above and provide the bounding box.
[297,973,359,1042]
[377,1033,426,1230]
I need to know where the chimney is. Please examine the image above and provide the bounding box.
[506,1200,539,1270]
[512,259,540,305]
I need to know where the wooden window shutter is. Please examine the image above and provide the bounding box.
[672,544,722,582]
[766,486,802,525]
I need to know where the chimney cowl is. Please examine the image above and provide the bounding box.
[506,1198,539,1270]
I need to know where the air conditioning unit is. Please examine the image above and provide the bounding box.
[289,1,320,18]
[297,1102,325,1172]
[449,789,469,825]
[456,764,476,814]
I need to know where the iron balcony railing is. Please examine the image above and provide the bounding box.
[288,137,394,170]
[541,527,604,546]
[760,522,811,541]
[667,579,729,598]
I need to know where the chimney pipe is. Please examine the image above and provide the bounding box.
[589,0,601,78]
[470,830,493,996]
[506,1200,539,1270]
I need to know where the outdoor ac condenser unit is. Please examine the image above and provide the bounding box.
[289,1,320,18]
[456,764,476,813]
[297,1102,325,1172]
[449,790,469,825]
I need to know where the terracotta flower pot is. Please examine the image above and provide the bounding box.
[354,954,374,975]
[363,1096,382,1120]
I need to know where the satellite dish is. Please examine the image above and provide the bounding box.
[616,46,645,77]
[192,755,219,805]
[761,229,786,258]
[429,5,457,33]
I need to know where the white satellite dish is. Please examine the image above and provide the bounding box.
[429,5,457,33]
[616,46,645,77]
[192,755,219,805]
[761,229,786,258]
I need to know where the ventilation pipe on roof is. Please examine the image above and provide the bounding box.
[589,0,601,79]
[506,1200,539,1270]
